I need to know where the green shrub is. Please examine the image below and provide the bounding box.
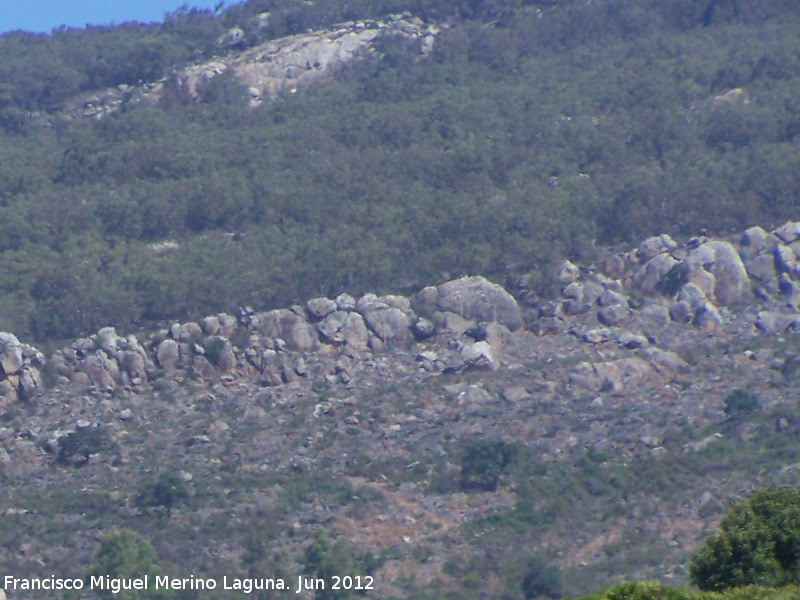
[135,472,189,518]
[460,439,518,492]
[690,487,800,591]
[85,529,173,600]
[57,427,114,465]
[579,582,722,600]
[302,531,375,600]
[724,389,761,418]
[722,586,800,600]
[201,336,226,365]
[657,262,689,298]
[780,358,800,383]
[521,558,564,600]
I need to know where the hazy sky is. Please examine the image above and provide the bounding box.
[0,1,240,35]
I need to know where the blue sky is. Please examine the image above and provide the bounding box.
[0,1,240,35]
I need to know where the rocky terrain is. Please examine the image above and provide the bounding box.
[53,13,440,122]
[3,221,800,598]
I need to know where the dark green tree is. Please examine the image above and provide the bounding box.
[135,472,189,518]
[522,558,564,600]
[303,531,374,600]
[57,427,114,466]
[690,487,800,591]
[724,389,761,419]
[85,529,173,600]
[460,439,518,492]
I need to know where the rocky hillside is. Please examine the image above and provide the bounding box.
[3,221,800,598]
[3,220,798,403]
[2,0,799,348]
[54,13,440,122]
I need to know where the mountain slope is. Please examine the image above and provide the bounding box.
[3,220,800,598]
[0,0,798,348]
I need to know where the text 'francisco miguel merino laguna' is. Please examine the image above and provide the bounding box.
[4,574,375,594]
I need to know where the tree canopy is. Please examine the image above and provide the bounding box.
[690,488,800,591]
[0,0,798,342]
[85,529,173,600]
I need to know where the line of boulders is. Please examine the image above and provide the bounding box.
[0,276,523,405]
[532,221,800,336]
[4,221,798,406]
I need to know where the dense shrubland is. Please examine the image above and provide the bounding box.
[577,582,800,600]
[690,488,800,592]
[0,0,799,341]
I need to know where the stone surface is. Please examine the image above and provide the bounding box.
[380,294,412,313]
[251,309,318,352]
[476,322,512,350]
[336,293,357,311]
[4,219,800,584]
[562,282,584,301]
[644,348,688,374]
[583,329,611,344]
[775,245,796,274]
[412,318,435,340]
[677,283,707,310]
[363,307,413,346]
[178,322,203,342]
[556,260,580,284]
[563,298,590,316]
[641,304,670,325]
[68,16,441,121]
[598,304,630,327]
[317,311,349,345]
[342,313,369,351]
[686,241,751,306]
[741,226,773,253]
[745,254,778,289]
[156,339,180,371]
[637,234,677,261]
[597,289,626,307]
[632,253,679,295]
[572,357,658,391]
[121,351,146,378]
[502,386,530,402]
[693,303,723,331]
[669,301,692,324]
[306,297,337,320]
[437,276,522,330]
[755,311,800,333]
[0,333,24,377]
[85,351,117,388]
[618,332,649,349]
[18,367,41,400]
[458,341,498,371]
[355,293,388,315]
[434,311,477,336]
[687,267,716,298]
[531,317,564,336]
[200,315,222,336]
[217,313,238,337]
[774,221,800,244]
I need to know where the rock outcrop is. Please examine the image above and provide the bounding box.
[1,219,800,406]
[0,270,527,402]
[60,14,442,122]
[220,15,440,105]
[423,276,523,331]
[527,220,800,338]
[0,333,44,403]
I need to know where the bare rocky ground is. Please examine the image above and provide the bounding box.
[2,223,800,599]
